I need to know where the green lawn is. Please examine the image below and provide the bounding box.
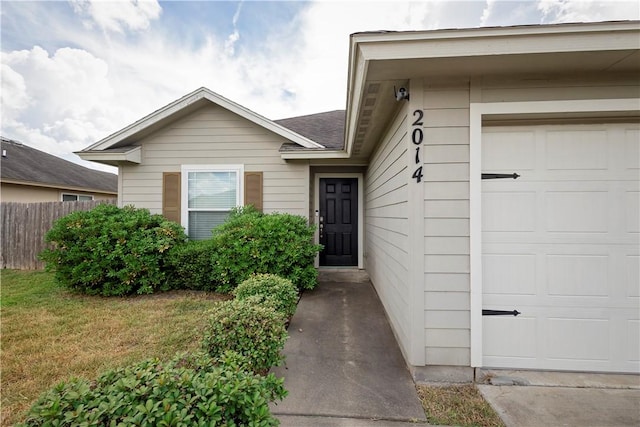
[0,270,227,426]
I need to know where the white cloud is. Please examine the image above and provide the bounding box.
[537,0,640,23]
[69,0,162,33]
[2,0,638,174]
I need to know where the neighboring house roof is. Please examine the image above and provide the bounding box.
[78,87,325,165]
[1,137,118,194]
[276,110,346,151]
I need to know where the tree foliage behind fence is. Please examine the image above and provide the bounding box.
[1,200,117,270]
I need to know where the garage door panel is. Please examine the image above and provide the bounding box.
[482,192,536,231]
[546,317,610,361]
[625,129,639,170]
[482,123,640,373]
[546,254,609,297]
[484,316,537,360]
[545,129,608,170]
[483,254,536,295]
[626,191,639,233]
[627,320,640,363]
[482,130,536,171]
[545,191,608,233]
[627,255,640,297]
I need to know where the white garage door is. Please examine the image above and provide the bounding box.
[482,123,640,373]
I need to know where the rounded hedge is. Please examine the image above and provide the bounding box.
[202,299,288,374]
[234,274,299,319]
[209,207,322,291]
[19,351,287,427]
[40,204,187,296]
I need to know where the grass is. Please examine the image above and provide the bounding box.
[0,269,228,427]
[417,384,506,427]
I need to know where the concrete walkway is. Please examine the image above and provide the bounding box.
[270,280,427,426]
[477,370,640,427]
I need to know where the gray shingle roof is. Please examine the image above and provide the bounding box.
[275,110,345,151]
[1,137,117,193]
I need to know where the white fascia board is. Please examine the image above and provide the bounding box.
[344,39,369,157]
[83,88,324,152]
[280,150,351,160]
[358,28,640,61]
[76,146,142,165]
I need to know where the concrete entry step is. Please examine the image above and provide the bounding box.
[318,267,370,283]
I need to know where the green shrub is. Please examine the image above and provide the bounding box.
[40,204,187,296]
[166,239,217,290]
[208,206,322,291]
[234,274,299,318]
[202,298,287,374]
[19,351,287,427]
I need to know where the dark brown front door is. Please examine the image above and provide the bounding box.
[319,178,358,266]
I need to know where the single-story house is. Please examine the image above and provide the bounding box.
[1,137,118,203]
[79,21,639,379]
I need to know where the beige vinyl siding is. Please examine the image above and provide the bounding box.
[422,82,471,366]
[1,183,116,203]
[479,74,640,103]
[120,104,309,217]
[365,104,411,354]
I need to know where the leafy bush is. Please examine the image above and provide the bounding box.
[209,206,322,291]
[202,298,287,374]
[166,206,321,292]
[166,239,217,290]
[234,274,299,319]
[40,204,187,296]
[19,351,286,427]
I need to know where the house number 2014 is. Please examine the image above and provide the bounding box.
[411,109,424,183]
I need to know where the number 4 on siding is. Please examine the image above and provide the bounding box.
[412,166,423,183]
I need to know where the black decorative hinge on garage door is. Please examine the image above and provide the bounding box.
[481,173,520,180]
[482,309,521,316]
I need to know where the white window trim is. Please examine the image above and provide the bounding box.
[180,164,244,237]
[61,193,94,201]
[469,98,640,368]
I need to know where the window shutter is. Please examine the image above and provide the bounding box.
[163,172,181,223]
[244,171,263,212]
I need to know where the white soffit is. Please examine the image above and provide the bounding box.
[345,21,640,156]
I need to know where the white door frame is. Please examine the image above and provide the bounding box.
[314,173,364,269]
[469,98,640,368]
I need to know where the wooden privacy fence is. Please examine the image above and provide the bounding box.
[1,200,116,270]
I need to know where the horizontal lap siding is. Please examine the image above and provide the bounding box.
[422,83,471,366]
[365,105,411,353]
[480,75,640,103]
[120,104,308,216]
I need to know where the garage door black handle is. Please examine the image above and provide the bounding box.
[481,173,520,180]
[482,309,521,316]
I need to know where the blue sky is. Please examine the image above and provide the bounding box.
[1,0,639,172]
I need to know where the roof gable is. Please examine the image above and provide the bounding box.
[1,137,117,193]
[82,87,324,154]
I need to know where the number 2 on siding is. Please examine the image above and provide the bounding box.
[412,109,424,126]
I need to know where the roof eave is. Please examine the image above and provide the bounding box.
[76,146,141,166]
[345,21,640,158]
[83,87,325,153]
[1,178,117,195]
[280,150,351,160]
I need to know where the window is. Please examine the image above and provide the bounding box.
[62,193,94,201]
[182,165,243,240]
